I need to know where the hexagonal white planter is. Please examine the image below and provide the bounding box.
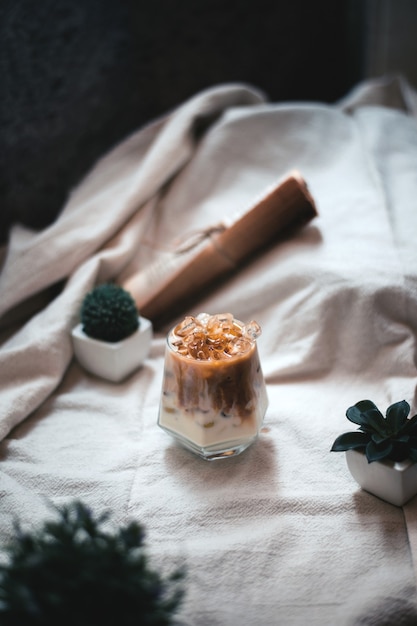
[346,449,417,507]
[71,316,152,382]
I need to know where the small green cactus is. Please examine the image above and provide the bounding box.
[81,283,139,343]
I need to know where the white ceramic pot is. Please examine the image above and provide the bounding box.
[346,448,417,507]
[71,316,153,382]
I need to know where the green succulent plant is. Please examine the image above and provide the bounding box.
[0,501,185,626]
[331,399,417,463]
[81,283,139,342]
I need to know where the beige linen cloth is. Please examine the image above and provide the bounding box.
[1,75,417,624]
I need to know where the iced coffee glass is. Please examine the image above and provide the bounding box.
[158,313,268,460]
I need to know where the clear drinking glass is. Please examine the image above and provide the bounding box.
[158,313,268,460]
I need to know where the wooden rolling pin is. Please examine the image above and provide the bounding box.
[122,170,317,327]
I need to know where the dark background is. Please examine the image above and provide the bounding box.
[0,0,411,243]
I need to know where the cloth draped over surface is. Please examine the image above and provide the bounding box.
[1,75,417,624]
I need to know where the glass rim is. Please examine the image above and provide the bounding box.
[165,325,257,362]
